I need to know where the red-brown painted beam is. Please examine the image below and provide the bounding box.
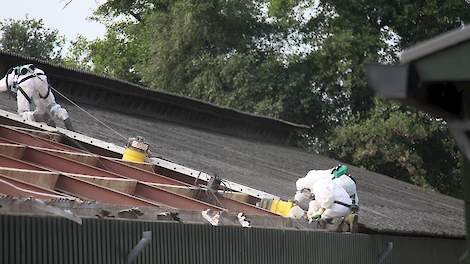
[54,174,161,207]
[133,182,223,211]
[216,196,277,216]
[86,158,276,215]
[100,158,273,214]
[22,147,122,178]
[0,173,66,199]
[0,125,83,153]
[16,147,227,211]
[0,132,268,214]
[0,137,12,144]
[153,166,209,187]
[0,154,47,171]
[0,153,191,208]
[98,158,190,186]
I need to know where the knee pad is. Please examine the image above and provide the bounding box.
[19,111,36,121]
[33,112,49,122]
[47,103,69,121]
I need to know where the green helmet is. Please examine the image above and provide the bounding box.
[14,64,35,76]
[332,164,348,178]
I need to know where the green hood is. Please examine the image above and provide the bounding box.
[332,165,348,178]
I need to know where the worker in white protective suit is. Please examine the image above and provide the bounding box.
[330,164,359,207]
[293,165,359,208]
[295,176,352,220]
[0,64,74,131]
[333,172,359,206]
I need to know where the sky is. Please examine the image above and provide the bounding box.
[0,0,106,41]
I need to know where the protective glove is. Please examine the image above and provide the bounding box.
[287,205,305,219]
[307,208,325,221]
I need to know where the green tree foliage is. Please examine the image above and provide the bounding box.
[320,0,470,48]
[87,27,143,83]
[82,0,325,125]
[64,22,144,83]
[327,100,463,197]
[65,0,470,197]
[265,0,469,197]
[63,35,93,71]
[0,17,65,62]
[311,0,470,197]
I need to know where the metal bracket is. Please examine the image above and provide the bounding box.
[127,231,152,264]
[449,121,470,160]
[378,241,393,264]
[459,250,468,263]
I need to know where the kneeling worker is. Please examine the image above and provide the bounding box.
[295,176,353,221]
[0,64,74,131]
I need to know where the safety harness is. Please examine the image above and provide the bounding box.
[334,199,359,213]
[5,64,50,104]
[309,193,359,213]
[329,174,359,212]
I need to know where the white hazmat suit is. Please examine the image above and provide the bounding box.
[293,169,331,203]
[333,174,359,205]
[294,169,359,206]
[0,64,73,131]
[293,167,357,220]
[305,178,352,219]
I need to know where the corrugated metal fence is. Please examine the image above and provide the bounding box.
[0,214,464,264]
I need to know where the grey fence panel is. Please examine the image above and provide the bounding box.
[0,215,464,264]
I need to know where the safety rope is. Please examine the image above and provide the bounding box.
[11,66,234,213]
[26,69,128,141]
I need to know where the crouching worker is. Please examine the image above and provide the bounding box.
[294,165,358,203]
[292,175,358,232]
[296,177,352,220]
[0,64,74,131]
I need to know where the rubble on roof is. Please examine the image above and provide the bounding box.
[0,110,366,233]
[0,72,465,237]
[0,120,281,218]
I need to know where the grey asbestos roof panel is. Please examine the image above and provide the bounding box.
[0,93,464,237]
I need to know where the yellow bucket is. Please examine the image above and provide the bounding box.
[122,147,146,163]
[270,200,293,217]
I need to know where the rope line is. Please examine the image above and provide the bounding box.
[49,85,128,140]
[29,70,128,141]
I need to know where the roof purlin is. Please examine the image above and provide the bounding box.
[0,173,69,200]
[0,125,277,215]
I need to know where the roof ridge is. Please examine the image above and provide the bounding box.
[0,50,309,129]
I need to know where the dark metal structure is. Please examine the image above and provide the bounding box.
[0,214,464,264]
[365,26,470,119]
[365,26,470,263]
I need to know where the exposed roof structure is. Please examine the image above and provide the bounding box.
[0,52,465,239]
[0,114,283,215]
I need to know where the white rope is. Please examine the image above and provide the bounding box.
[48,84,128,140]
[28,68,128,141]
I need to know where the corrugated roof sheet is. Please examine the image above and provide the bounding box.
[0,212,465,264]
[0,52,464,238]
[0,93,464,238]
